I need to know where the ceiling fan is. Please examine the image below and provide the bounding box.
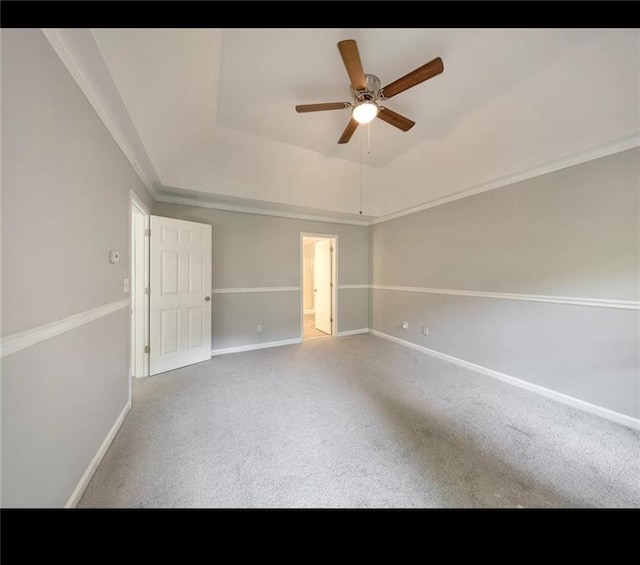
[295,39,444,144]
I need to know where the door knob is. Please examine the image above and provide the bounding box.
[205,296,211,301]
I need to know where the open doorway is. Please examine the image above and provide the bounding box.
[130,191,150,380]
[301,234,337,340]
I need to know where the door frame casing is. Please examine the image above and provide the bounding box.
[130,190,150,381]
[300,232,337,340]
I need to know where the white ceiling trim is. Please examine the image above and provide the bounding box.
[155,194,369,226]
[43,29,638,228]
[41,29,160,199]
[161,136,637,227]
[370,134,640,225]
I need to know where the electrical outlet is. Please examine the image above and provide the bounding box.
[256,324,262,333]
[123,278,129,293]
[422,326,429,336]
[402,321,408,329]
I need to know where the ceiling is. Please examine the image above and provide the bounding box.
[214,28,600,167]
[50,28,640,222]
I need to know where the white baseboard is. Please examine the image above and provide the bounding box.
[211,337,302,356]
[336,328,370,337]
[304,309,315,315]
[65,401,131,508]
[369,329,640,431]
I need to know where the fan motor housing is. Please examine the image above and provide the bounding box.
[351,73,382,103]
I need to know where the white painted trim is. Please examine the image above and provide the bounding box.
[370,134,640,225]
[206,283,638,311]
[336,328,370,336]
[211,338,302,356]
[151,135,639,225]
[42,29,159,200]
[130,192,151,380]
[369,329,640,431]
[42,30,368,226]
[211,287,300,294]
[0,299,130,359]
[300,231,343,238]
[370,284,640,311]
[156,194,369,226]
[65,401,130,508]
[45,26,637,228]
[304,308,315,315]
[130,189,151,216]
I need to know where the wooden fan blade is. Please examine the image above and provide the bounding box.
[338,118,359,144]
[381,57,444,99]
[377,108,415,132]
[337,39,367,91]
[296,102,349,113]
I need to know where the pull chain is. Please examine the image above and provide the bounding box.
[359,123,372,215]
[359,129,364,215]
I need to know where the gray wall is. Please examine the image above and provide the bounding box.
[153,203,369,349]
[370,148,640,418]
[1,28,636,508]
[1,29,154,506]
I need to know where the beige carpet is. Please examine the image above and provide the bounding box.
[79,334,640,508]
[303,313,328,339]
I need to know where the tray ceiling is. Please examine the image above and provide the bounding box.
[55,28,638,220]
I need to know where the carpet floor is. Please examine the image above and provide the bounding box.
[79,335,640,508]
[303,313,328,339]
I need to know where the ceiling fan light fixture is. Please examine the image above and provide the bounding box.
[295,40,443,144]
[352,101,379,124]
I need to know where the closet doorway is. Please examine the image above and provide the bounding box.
[301,234,337,340]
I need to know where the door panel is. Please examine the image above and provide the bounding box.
[188,306,204,348]
[314,239,332,335]
[161,224,179,243]
[150,216,212,375]
[161,309,179,354]
[161,250,179,294]
[188,253,204,293]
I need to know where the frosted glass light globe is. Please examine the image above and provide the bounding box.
[352,101,379,124]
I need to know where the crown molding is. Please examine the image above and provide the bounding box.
[41,28,368,225]
[41,29,160,200]
[155,194,370,226]
[370,134,640,225]
[161,136,638,226]
[42,29,637,227]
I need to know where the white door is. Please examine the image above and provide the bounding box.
[150,216,212,375]
[314,239,332,335]
[131,210,146,378]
